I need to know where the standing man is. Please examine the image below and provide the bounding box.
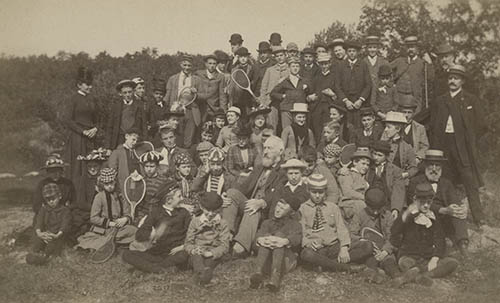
[252,42,275,98]
[335,41,372,128]
[148,78,168,140]
[286,42,300,58]
[228,33,244,72]
[164,55,201,148]
[390,35,434,114]
[228,47,255,119]
[195,54,228,123]
[260,46,289,131]
[430,65,488,227]
[363,35,389,104]
[269,32,283,52]
[328,38,346,74]
[300,47,319,81]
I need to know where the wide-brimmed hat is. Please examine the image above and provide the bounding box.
[307,174,328,190]
[248,105,271,118]
[42,154,68,170]
[384,111,408,124]
[139,150,164,164]
[116,79,136,92]
[290,103,308,113]
[77,148,112,162]
[351,150,373,161]
[257,41,272,53]
[371,140,392,154]
[447,64,466,78]
[422,149,447,162]
[97,167,117,184]
[328,38,345,49]
[281,158,307,169]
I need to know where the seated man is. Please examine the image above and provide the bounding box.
[407,150,468,255]
[398,95,429,164]
[366,140,406,220]
[301,145,341,204]
[155,127,190,177]
[192,147,236,195]
[223,136,288,255]
[349,107,384,147]
[226,125,260,184]
[299,174,372,272]
[250,198,302,292]
[390,183,459,287]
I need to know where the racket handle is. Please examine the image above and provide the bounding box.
[247,89,257,99]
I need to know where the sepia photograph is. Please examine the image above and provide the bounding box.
[0,0,499,302]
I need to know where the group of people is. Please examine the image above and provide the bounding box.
[28,31,488,292]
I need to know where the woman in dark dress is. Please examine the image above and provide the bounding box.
[64,67,98,182]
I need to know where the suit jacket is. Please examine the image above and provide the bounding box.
[260,63,290,107]
[349,122,384,146]
[192,169,236,194]
[407,174,461,213]
[281,125,316,156]
[195,69,228,116]
[364,56,389,102]
[164,72,202,127]
[252,58,276,97]
[334,59,372,103]
[225,145,260,178]
[382,137,418,179]
[300,63,320,81]
[405,120,429,159]
[270,75,312,111]
[366,162,406,212]
[105,99,144,149]
[390,56,435,106]
[430,90,486,187]
[107,144,139,194]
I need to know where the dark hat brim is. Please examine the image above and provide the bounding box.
[423,156,448,162]
[248,108,271,118]
[329,102,347,113]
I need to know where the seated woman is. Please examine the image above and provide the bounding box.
[76,168,137,251]
[281,103,315,157]
[122,181,191,273]
[248,106,274,153]
[390,183,459,287]
[226,125,260,184]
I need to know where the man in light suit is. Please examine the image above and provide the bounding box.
[397,95,429,163]
[164,55,202,148]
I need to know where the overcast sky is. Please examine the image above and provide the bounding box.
[0,0,365,57]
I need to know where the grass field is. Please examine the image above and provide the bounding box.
[1,167,500,303]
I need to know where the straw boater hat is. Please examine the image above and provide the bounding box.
[281,158,307,170]
[41,154,69,170]
[77,148,112,162]
[116,79,136,92]
[290,103,308,113]
[139,150,164,164]
[328,38,345,49]
[307,174,328,190]
[422,149,447,162]
[383,111,408,124]
[97,167,117,184]
[447,64,466,78]
[365,35,381,46]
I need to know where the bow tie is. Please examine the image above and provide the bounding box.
[414,211,436,228]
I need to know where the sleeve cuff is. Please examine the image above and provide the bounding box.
[359,97,366,102]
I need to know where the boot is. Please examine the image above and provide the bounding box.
[381,257,401,279]
[362,267,386,284]
[249,273,264,289]
[267,269,281,292]
[427,258,459,278]
[457,240,469,258]
[391,267,419,288]
[415,273,433,286]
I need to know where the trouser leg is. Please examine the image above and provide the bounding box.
[122,250,165,273]
[233,211,261,252]
[348,240,373,263]
[427,257,459,278]
[300,246,350,272]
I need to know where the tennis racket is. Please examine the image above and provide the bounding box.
[339,143,357,167]
[90,227,119,264]
[171,87,197,112]
[360,227,385,251]
[133,141,154,160]
[124,172,147,221]
[231,69,257,99]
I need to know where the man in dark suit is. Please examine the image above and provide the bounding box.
[300,47,319,81]
[407,150,469,255]
[164,55,202,148]
[105,80,144,149]
[223,136,288,256]
[334,41,372,128]
[430,65,488,227]
[252,42,276,98]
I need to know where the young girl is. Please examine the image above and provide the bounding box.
[216,106,241,152]
[281,103,315,158]
[185,192,230,285]
[76,168,137,251]
[212,110,226,146]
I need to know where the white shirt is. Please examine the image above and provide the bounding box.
[159,147,170,165]
[289,74,299,88]
[404,123,412,135]
[207,70,216,80]
[178,72,192,97]
[431,183,438,192]
[285,179,303,193]
[123,99,133,106]
[77,90,86,96]
[446,89,462,133]
[367,55,377,66]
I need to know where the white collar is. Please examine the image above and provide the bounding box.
[77,90,86,96]
[321,70,330,76]
[286,179,303,188]
[348,59,357,65]
[123,99,133,105]
[450,88,462,98]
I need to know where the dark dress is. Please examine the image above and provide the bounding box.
[64,92,98,182]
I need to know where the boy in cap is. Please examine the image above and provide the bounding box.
[212,109,226,145]
[106,79,144,149]
[390,183,459,287]
[33,154,76,225]
[250,196,302,292]
[216,106,241,152]
[349,107,384,147]
[276,158,310,210]
[123,181,191,271]
[363,36,389,103]
[260,46,289,130]
[148,78,168,139]
[335,41,372,128]
[27,183,72,265]
[372,65,397,120]
[71,148,110,242]
[172,152,199,215]
[185,192,231,285]
[76,168,137,251]
[194,140,214,169]
[226,125,260,183]
[195,54,228,122]
[107,127,141,193]
[155,127,190,177]
[398,95,429,162]
[271,57,314,130]
[281,103,316,157]
[299,174,372,272]
[322,143,342,177]
[193,147,236,195]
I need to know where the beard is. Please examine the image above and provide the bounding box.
[262,154,275,168]
[425,168,441,182]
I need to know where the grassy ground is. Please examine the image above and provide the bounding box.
[0,170,499,303]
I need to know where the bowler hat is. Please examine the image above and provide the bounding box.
[383,111,408,124]
[423,149,447,162]
[302,47,315,55]
[365,188,387,209]
[365,35,381,46]
[151,180,180,204]
[116,79,136,92]
[229,33,243,44]
[163,110,185,119]
[152,78,166,93]
[290,103,308,113]
[269,32,282,44]
[200,192,223,211]
[234,47,250,57]
[328,38,345,49]
[447,64,466,78]
[371,140,392,154]
[257,41,272,53]
[397,95,418,109]
[378,65,392,77]
[415,183,435,199]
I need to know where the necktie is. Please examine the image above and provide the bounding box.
[312,205,326,233]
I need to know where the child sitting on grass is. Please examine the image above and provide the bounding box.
[184,192,230,286]
[123,181,191,273]
[249,198,302,292]
[26,183,71,265]
[76,168,137,252]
